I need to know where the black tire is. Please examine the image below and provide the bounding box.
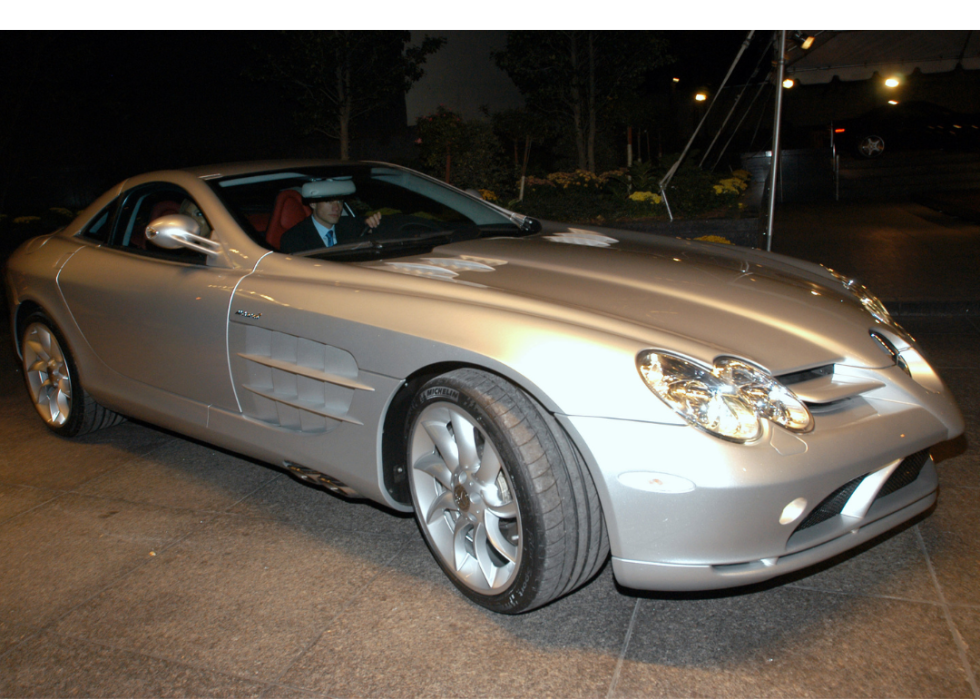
[405,368,608,613]
[19,311,125,437]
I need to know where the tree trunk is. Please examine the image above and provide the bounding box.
[336,47,350,161]
[567,32,588,171]
[586,31,596,173]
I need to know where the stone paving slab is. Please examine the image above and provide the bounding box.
[0,630,269,698]
[51,515,407,682]
[613,589,974,698]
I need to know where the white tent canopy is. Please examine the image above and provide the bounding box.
[786,30,980,84]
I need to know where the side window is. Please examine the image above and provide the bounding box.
[78,201,118,244]
[110,184,213,264]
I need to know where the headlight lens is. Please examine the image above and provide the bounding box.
[637,351,813,443]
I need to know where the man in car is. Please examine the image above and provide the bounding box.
[279,179,382,254]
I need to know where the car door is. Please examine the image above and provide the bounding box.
[57,182,246,417]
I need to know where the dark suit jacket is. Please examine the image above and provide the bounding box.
[279,215,366,253]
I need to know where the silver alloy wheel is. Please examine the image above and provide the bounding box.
[409,401,522,593]
[22,322,73,426]
[859,135,885,157]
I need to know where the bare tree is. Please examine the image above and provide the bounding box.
[256,31,444,160]
[494,31,670,172]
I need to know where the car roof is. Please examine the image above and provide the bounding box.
[179,159,353,179]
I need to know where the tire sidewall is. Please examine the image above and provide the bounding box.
[406,373,543,613]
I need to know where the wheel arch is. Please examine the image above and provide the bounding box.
[379,358,599,510]
[12,299,46,358]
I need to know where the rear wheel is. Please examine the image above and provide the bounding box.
[858,134,885,158]
[406,368,608,613]
[20,312,125,437]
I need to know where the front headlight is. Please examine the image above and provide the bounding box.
[636,351,813,443]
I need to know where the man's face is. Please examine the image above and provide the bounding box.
[311,199,343,227]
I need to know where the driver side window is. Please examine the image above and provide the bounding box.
[110,184,213,264]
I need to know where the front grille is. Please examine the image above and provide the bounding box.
[875,449,930,500]
[795,449,931,534]
[795,475,864,531]
[777,364,834,387]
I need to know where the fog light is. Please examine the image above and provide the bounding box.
[780,498,808,525]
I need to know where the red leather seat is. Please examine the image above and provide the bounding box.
[248,212,270,233]
[265,190,311,250]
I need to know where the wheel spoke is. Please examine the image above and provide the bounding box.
[413,452,453,489]
[425,489,457,525]
[422,419,459,470]
[474,445,502,486]
[473,522,513,587]
[39,328,53,355]
[485,499,517,519]
[484,515,518,564]
[452,515,472,571]
[25,339,47,361]
[450,409,479,470]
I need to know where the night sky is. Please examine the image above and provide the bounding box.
[1,30,748,210]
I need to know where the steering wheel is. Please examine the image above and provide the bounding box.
[398,219,443,235]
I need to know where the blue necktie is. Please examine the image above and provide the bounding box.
[323,227,337,247]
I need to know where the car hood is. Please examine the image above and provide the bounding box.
[362,228,894,375]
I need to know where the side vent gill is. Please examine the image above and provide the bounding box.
[237,326,373,433]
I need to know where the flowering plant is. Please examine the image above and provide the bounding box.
[713,178,748,196]
[693,235,733,245]
[546,170,607,190]
[629,190,662,204]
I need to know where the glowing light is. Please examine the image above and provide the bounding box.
[888,100,899,105]
[782,78,795,89]
[885,77,900,88]
[695,93,707,102]
[834,128,846,133]
[672,77,680,83]
[801,35,815,50]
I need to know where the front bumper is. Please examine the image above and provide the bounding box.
[559,370,959,592]
[611,464,936,591]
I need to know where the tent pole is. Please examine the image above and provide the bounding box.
[659,30,755,196]
[765,30,787,252]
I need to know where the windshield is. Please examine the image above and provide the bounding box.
[208,163,536,261]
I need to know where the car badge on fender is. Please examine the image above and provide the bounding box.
[234,310,262,320]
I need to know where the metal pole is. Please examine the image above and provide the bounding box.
[711,78,770,171]
[765,30,787,252]
[659,30,756,193]
[700,33,770,169]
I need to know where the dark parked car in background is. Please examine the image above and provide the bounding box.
[833,101,980,158]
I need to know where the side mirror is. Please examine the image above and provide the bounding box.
[145,214,221,257]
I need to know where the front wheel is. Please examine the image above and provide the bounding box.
[406,369,608,613]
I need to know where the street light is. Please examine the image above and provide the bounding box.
[885,77,900,88]
[782,78,795,89]
[695,92,707,102]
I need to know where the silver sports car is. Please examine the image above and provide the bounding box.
[4,160,964,613]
